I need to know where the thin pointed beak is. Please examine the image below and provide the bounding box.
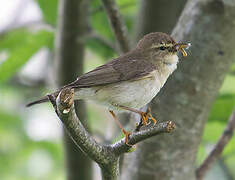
[174,42,191,57]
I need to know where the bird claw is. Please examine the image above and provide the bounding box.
[147,107,157,125]
[122,129,132,146]
[140,112,149,125]
[140,108,158,126]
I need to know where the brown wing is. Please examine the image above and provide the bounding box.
[66,56,156,88]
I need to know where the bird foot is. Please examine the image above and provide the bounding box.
[147,107,157,125]
[140,112,149,125]
[140,108,157,125]
[122,129,132,146]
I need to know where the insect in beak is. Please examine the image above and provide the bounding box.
[174,42,191,57]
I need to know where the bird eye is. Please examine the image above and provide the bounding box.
[159,46,166,51]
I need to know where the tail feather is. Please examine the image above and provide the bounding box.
[26,96,49,107]
[26,91,60,107]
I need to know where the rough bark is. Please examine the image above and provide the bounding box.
[135,0,187,38]
[47,88,175,180]
[54,0,92,179]
[122,0,235,180]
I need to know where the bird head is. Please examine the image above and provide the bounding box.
[136,32,190,65]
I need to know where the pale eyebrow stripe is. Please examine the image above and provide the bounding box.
[151,44,173,49]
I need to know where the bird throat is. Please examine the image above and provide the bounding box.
[155,54,179,87]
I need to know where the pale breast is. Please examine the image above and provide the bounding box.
[100,76,161,109]
[75,71,161,110]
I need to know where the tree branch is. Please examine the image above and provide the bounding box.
[196,111,235,180]
[100,0,130,53]
[54,0,92,179]
[48,88,176,180]
[47,88,113,166]
[112,121,176,155]
[91,2,135,15]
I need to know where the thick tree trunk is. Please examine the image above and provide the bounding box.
[54,0,92,180]
[122,0,235,180]
[135,0,187,37]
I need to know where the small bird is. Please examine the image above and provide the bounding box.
[27,32,190,144]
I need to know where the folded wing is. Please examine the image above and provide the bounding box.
[66,57,156,88]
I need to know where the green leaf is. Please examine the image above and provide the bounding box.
[0,30,54,83]
[88,0,137,58]
[197,145,207,164]
[223,136,235,156]
[224,154,235,177]
[0,109,21,128]
[229,63,235,75]
[219,75,235,94]
[208,94,235,123]
[89,1,115,58]
[117,0,137,33]
[0,107,64,179]
[201,121,235,157]
[208,73,235,123]
[198,122,235,161]
[37,0,58,25]
[90,1,114,39]
[202,121,225,142]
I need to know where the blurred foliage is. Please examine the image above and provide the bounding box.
[224,155,235,177]
[0,0,234,179]
[0,108,64,180]
[0,0,137,82]
[37,0,58,26]
[197,70,235,177]
[208,94,235,123]
[86,38,116,60]
[87,0,138,59]
[88,0,116,59]
[0,30,53,83]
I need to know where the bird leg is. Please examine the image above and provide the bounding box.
[109,110,131,145]
[114,105,148,125]
[115,105,157,125]
[146,107,157,124]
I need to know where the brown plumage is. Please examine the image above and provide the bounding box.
[61,32,176,89]
[26,32,190,145]
[26,32,188,110]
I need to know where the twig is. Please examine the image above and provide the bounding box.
[112,121,176,155]
[47,88,114,166]
[48,88,176,180]
[100,0,130,53]
[91,2,136,14]
[196,111,235,180]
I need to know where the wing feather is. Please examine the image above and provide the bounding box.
[66,56,156,88]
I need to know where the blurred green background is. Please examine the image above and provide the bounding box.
[0,0,234,180]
